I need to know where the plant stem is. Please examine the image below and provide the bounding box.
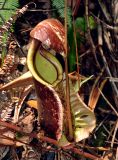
[64,0,73,141]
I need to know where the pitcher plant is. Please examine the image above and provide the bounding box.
[0,18,96,144]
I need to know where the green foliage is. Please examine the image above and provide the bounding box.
[68,16,96,72]
[51,0,72,27]
[0,0,19,24]
[50,1,96,72]
[75,17,86,32]
[68,17,86,72]
[75,16,96,31]
[16,132,24,139]
[68,28,77,72]
[0,0,19,61]
[89,16,97,29]
[93,126,107,147]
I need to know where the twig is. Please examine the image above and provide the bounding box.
[13,85,32,123]
[79,48,91,58]
[76,143,111,151]
[103,125,118,142]
[98,89,118,116]
[85,0,100,68]
[94,115,109,133]
[106,77,118,82]
[0,134,29,146]
[0,118,23,132]
[97,0,111,22]
[98,23,118,108]
[26,8,65,12]
[90,12,118,31]
[73,18,79,75]
[72,17,81,92]
[105,141,118,145]
[64,0,73,141]
[111,119,118,148]
[11,33,26,56]
[85,0,96,53]
[73,0,81,17]
[72,148,102,160]
[0,119,101,159]
[99,48,118,102]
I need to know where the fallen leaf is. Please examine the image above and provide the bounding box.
[88,79,107,111]
[27,100,38,110]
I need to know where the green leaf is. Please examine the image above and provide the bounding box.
[0,0,19,60]
[68,18,86,72]
[51,0,72,27]
[75,17,87,32]
[0,0,19,25]
[89,16,97,30]
[68,16,96,72]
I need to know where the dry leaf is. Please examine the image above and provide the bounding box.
[0,71,33,91]
[63,78,96,142]
[88,79,107,111]
[27,100,38,110]
[18,108,35,133]
[102,151,116,160]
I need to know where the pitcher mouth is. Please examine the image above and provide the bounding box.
[27,39,64,87]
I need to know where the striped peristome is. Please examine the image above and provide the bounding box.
[62,76,96,142]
